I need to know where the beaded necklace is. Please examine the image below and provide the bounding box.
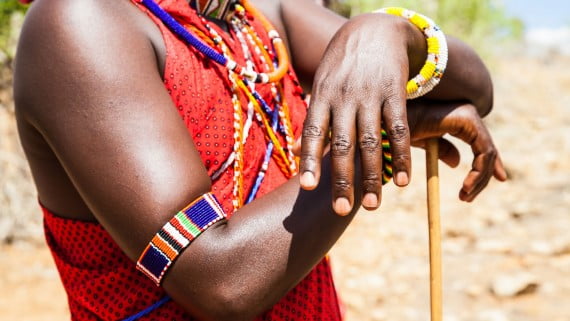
[139,0,298,210]
[139,0,395,211]
[192,0,233,20]
[229,8,296,203]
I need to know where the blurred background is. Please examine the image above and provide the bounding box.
[1,0,569,320]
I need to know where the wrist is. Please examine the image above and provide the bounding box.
[402,17,428,78]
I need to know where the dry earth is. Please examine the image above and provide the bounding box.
[1,55,569,320]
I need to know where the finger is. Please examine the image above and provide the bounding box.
[299,99,330,190]
[437,138,460,168]
[493,153,508,181]
[330,106,356,216]
[382,92,411,187]
[357,105,383,210]
[413,137,459,168]
[460,151,495,202]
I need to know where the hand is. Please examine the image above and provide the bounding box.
[407,101,507,201]
[299,13,427,215]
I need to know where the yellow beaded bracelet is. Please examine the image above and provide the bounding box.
[375,7,449,99]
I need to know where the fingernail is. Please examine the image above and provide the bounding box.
[395,172,409,186]
[362,193,378,209]
[334,197,352,216]
[300,172,316,188]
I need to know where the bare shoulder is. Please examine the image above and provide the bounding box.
[14,0,164,120]
[13,0,173,219]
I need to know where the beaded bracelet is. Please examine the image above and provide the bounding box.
[374,7,449,99]
[136,193,226,286]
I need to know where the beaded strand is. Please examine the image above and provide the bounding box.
[193,12,296,207]
[139,0,289,84]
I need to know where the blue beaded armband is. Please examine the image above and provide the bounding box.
[136,193,226,285]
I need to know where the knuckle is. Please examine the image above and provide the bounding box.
[302,125,324,139]
[392,153,410,167]
[381,77,397,92]
[300,154,320,173]
[334,178,351,192]
[300,153,318,162]
[362,173,380,191]
[359,133,380,152]
[389,123,409,143]
[331,134,352,157]
[315,77,334,96]
[483,150,497,168]
[340,83,353,96]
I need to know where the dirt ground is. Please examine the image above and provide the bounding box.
[1,55,569,320]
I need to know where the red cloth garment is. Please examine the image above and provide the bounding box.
[43,0,343,320]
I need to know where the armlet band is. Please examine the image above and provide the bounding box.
[136,193,226,285]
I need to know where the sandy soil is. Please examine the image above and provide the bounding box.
[1,56,569,320]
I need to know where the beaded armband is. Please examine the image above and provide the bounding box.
[136,193,226,286]
[375,7,449,99]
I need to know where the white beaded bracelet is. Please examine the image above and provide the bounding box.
[374,7,449,99]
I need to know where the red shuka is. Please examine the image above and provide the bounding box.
[43,0,343,320]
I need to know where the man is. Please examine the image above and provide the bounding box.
[14,0,505,319]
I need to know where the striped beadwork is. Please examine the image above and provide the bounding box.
[136,193,226,285]
[375,7,449,99]
[381,129,393,184]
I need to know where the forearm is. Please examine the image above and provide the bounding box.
[163,154,361,320]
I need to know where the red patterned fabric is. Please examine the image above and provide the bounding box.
[42,0,343,320]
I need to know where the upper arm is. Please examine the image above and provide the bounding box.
[14,0,211,259]
[280,0,346,87]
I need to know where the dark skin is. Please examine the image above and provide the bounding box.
[14,0,506,319]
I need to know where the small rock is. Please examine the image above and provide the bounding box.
[530,240,558,256]
[530,239,570,256]
[464,283,485,298]
[490,272,539,297]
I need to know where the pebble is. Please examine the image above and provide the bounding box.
[464,283,486,298]
[530,238,570,256]
[490,272,539,297]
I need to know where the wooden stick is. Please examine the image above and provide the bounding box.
[426,138,443,321]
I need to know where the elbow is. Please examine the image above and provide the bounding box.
[475,77,494,118]
[183,284,269,321]
[211,291,264,321]
[163,225,281,320]
[167,259,275,320]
